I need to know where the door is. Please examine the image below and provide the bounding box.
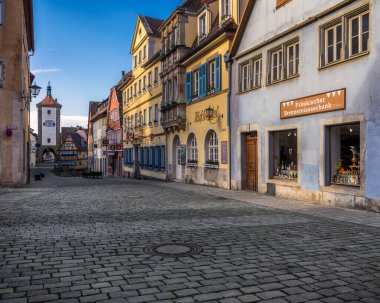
[176,146,182,180]
[246,136,258,191]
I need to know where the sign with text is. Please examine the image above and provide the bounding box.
[221,141,228,164]
[280,89,346,119]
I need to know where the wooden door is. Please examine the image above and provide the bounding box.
[246,136,258,191]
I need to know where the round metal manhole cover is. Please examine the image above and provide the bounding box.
[144,243,203,257]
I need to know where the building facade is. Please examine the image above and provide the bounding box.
[88,100,108,176]
[36,83,62,163]
[230,0,380,211]
[0,0,35,186]
[106,86,123,177]
[29,130,37,167]
[122,16,166,180]
[58,131,88,176]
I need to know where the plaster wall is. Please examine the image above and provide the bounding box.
[231,0,380,210]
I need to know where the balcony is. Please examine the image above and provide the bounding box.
[161,102,186,130]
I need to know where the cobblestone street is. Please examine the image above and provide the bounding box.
[0,171,379,303]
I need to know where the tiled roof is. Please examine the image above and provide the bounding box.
[140,16,164,37]
[70,132,87,151]
[180,0,209,11]
[37,95,62,108]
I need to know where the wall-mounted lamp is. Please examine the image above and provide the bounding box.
[205,106,223,124]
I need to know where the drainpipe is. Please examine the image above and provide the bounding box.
[225,53,232,191]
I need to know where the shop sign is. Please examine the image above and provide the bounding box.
[221,141,228,164]
[194,106,220,123]
[280,89,346,119]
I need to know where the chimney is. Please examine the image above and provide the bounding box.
[121,71,126,76]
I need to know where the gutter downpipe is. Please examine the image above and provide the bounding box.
[225,53,232,191]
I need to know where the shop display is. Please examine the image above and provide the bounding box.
[332,146,360,186]
[272,130,298,180]
[275,161,298,179]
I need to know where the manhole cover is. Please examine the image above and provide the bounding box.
[144,243,203,257]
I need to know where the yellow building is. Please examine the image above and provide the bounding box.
[162,0,245,189]
[121,16,166,180]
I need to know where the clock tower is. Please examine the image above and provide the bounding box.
[36,82,62,163]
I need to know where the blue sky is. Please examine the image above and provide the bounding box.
[31,0,183,127]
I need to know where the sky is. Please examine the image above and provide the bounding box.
[30,0,184,130]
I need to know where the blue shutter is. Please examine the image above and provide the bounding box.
[199,64,207,98]
[215,55,221,92]
[151,147,155,168]
[157,147,161,171]
[185,72,192,103]
[140,147,144,167]
[161,146,165,169]
[123,149,127,166]
[145,147,149,167]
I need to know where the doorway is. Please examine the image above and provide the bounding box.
[246,134,258,191]
[172,136,182,181]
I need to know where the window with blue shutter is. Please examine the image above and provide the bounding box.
[185,72,192,103]
[161,146,165,170]
[123,149,127,166]
[199,64,207,98]
[157,147,161,171]
[215,54,221,92]
[140,147,144,167]
[145,147,149,168]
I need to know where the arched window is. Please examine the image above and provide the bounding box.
[205,130,219,164]
[187,134,198,163]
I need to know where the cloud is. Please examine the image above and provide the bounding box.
[31,68,62,74]
[30,111,88,132]
[48,47,59,52]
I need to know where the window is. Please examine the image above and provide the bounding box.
[199,13,207,39]
[143,45,147,59]
[148,72,152,87]
[154,67,159,85]
[47,138,51,143]
[320,7,369,67]
[138,80,141,94]
[208,60,216,92]
[134,56,137,69]
[252,57,262,88]
[173,77,177,101]
[143,109,147,125]
[0,61,4,88]
[270,130,298,180]
[268,39,299,84]
[149,106,152,125]
[240,62,251,92]
[221,0,231,20]
[285,41,299,78]
[134,83,137,96]
[47,110,51,115]
[206,130,219,164]
[135,113,138,128]
[193,69,199,99]
[349,11,369,57]
[187,134,198,163]
[328,123,360,187]
[154,104,158,123]
[123,91,127,104]
[270,48,283,83]
[324,23,343,65]
[143,76,146,91]
[139,50,142,64]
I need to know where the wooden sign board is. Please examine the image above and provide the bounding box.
[280,88,346,119]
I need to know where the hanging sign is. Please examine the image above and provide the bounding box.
[280,88,346,119]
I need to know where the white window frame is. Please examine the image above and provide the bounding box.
[148,72,152,87]
[193,69,199,98]
[154,104,159,123]
[208,60,216,92]
[189,134,198,162]
[286,41,299,78]
[149,106,153,125]
[324,23,343,65]
[208,131,219,163]
[270,48,283,83]
[198,12,208,40]
[220,0,232,21]
[348,11,369,57]
[252,57,262,89]
[241,62,251,92]
[154,67,159,85]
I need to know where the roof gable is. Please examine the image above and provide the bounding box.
[130,16,164,54]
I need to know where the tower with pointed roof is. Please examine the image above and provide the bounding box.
[36,82,62,163]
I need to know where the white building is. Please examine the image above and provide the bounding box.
[29,131,38,167]
[229,0,380,211]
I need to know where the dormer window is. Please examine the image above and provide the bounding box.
[198,11,209,42]
[221,0,232,21]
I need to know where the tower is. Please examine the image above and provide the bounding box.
[36,82,62,163]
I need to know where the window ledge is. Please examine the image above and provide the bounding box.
[320,185,364,196]
[237,85,262,95]
[204,163,219,169]
[187,162,198,168]
[319,51,370,71]
[266,74,300,87]
[267,178,300,187]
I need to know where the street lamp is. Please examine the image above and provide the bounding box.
[30,83,42,98]
[205,106,214,121]
[205,106,223,124]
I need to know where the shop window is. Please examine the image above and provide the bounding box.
[328,123,360,187]
[205,130,219,165]
[187,134,198,164]
[270,130,298,180]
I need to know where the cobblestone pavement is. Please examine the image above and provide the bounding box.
[0,172,379,303]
